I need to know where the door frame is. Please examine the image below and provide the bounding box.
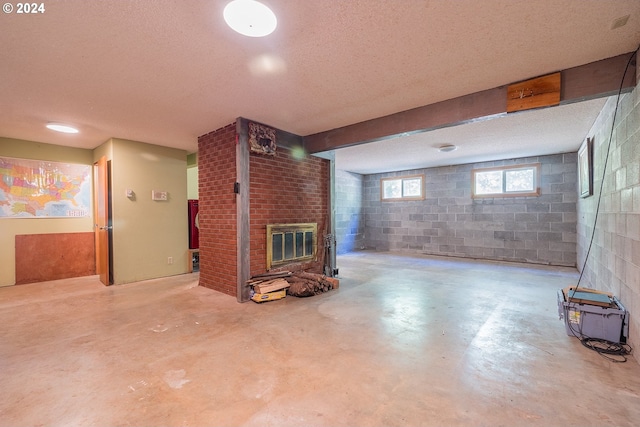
[94,156,113,285]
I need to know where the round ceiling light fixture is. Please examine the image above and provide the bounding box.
[438,144,457,153]
[46,122,79,134]
[223,0,277,37]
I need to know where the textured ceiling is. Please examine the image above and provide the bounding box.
[1,0,639,173]
[332,98,608,174]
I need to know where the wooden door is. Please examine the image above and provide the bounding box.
[94,156,111,285]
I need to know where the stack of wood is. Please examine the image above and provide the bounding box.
[247,270,340,299]
[249,277,290,294]
[247,271,291,300]
[284,271,339,297]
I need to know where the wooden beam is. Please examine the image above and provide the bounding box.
[303,51,636,154]
[561,52,636,102]
[507,72,561,113]
[304,87,507,154]
[236,117,251,303]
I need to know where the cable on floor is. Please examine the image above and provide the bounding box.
[580,338,632,363]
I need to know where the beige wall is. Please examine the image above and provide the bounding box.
[0,138,94,287]
[187,166,198,200]
[108,138,188,284]
[1,136,189,287]
[187,152,198,200]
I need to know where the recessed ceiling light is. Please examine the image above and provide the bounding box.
[46,123,79,134]
[438,144,457,153]
[223,0,277,37]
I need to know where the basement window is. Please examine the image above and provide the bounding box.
[267,223,317,269]
[472,163,541,198]
[381,174,424,201]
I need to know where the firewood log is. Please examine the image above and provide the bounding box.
[287,280,315,297]
[252,278,289,294]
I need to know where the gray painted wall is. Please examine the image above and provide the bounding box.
[361,154,578,266]
[577,82,639,359]
[335,169,365,254]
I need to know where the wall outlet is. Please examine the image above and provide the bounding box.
[167,256,173,265]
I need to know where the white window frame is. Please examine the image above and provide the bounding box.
[380,174,425,201]
[471,163,541,198]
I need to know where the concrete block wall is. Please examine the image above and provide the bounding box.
[335,169,365,254]
[577,79,640,359]
[197,123,238,297]
[362,153,578,266]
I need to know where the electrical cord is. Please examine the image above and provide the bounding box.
[575,45,639,290]
[580,338,632,363]
[562,45,639,360]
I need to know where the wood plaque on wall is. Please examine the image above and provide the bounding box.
[507,72,561,113]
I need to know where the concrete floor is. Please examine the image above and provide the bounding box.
[1,251,639,427]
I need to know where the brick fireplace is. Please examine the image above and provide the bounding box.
[197,118,330,301]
